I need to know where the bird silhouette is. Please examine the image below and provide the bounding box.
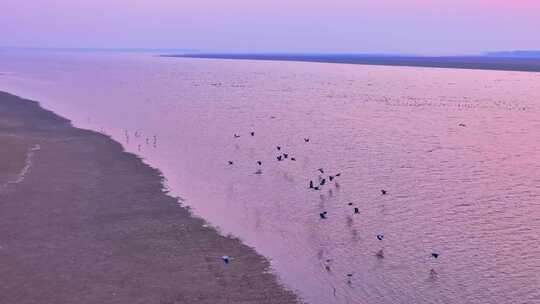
[304,138,310,142]
[319,212,327,219]
[329,175,334,181]
[277,155,283,161]
[431,253,439,259]
[277,146,281,151]
[250,131,255,136]
[228,161,234,165]
[291,157,296,161]
[309,180,314,188]
[318,168,325,174]
[257,161,262,166]
[377,234,384,241]
[381,189,387,195]
[234,134,240,138]
[354,207,359,214]
[283,153,288,159]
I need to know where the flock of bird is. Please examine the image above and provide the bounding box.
[226,129,441,286]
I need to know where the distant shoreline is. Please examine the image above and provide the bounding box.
[164,54,540,73]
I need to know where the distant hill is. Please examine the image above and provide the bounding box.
[485,51,540,58]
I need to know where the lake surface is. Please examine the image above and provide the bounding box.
[1,51,539,304]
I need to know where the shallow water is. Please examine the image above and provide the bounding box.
[1,51,540,304]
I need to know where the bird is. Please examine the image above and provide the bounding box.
[304,138,310,142]
[283,153,288,159]
[458,123,467,127]
[335,173,341,177]
[318,168,325,174]
[319,212,327,219]
[228,161,234,165]
[354,207,359,214]
[277,155,283,161]
[377,234,384,241]
[257,161,262,166]
[309,180,314,188]
[255,169,262,175]
[313,186,320,191]
[291,157,296,161]
[329,175,334,181]
[222,256,231,264]
[381,189,387,195]
[320,179,326,186]
[431,253,439,259]
[234,134,240,138]
[277,146,281,151]
[348,202,353,206]
[250,131,255,136]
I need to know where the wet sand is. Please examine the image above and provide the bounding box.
[0,91,299,304]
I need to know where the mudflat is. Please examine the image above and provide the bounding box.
[0,91,299,304]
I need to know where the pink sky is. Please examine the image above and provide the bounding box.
[2,0,539,54]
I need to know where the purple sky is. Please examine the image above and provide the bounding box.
[2,0,539,54]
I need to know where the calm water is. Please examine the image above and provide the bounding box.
[1,51,540,304]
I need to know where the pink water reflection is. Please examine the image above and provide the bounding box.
[1,51,540,304]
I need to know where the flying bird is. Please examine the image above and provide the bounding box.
[377,234,384,241]
[318,168,325,174]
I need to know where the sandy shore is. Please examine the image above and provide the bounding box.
[0,91,300,304]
